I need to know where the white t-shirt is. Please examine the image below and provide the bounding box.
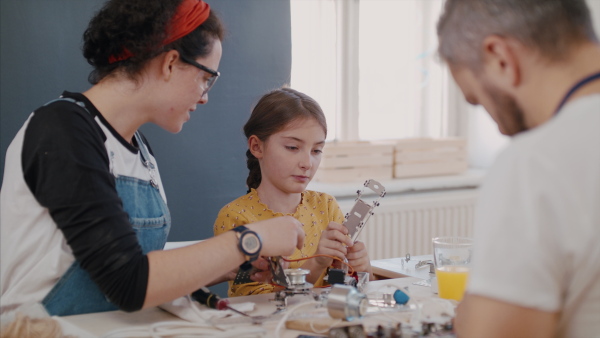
[468,95,600,337]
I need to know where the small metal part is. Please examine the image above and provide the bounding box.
[346,324,366,338]
[415,260,434,273]
[355,271,369,292]
[364,179,385,196]
[382,293,394,306]
[272,266,316,309]
[268,256,290,287]
[284,268,310,285]
[329,324,366,338]
[225,304,251,317]
[327,284,368,321]
[343,179,386,242]
[428,262,435,274]
[412,278,432,287]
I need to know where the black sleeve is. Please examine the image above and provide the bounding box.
[22,100,148,312]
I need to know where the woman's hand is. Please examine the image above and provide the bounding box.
[248,216,305,257]
[314,222,353,268]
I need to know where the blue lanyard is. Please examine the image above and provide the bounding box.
[554,71,600,115]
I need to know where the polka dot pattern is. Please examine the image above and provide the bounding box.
[213,189,344,297]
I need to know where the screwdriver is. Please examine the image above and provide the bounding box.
[191,287,250,317]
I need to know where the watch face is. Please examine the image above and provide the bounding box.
[241,233,261,254]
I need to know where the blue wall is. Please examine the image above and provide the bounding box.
[0,0,292,296]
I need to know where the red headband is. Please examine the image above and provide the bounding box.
[109,0,211,64]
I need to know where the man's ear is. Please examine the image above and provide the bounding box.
[481,35,522,88]
[248,135,264,159]
[160,50,180,80]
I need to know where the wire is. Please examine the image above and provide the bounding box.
[101,321,266,338]
[274,301,322,338]
[309,315,341,334]
[101,295,263,338]
[281,254,355,275]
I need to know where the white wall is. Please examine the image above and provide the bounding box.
[468,107,509,169]
[468,0,600,169]
[589,0,600,35]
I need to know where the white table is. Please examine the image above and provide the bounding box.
[59,277,448,337]
[371,254,435,280]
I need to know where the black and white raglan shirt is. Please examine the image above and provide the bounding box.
[0,91,166,313]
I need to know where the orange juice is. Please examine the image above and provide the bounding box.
[435,266,469,301]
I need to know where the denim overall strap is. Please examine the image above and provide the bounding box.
[42,98,171,316]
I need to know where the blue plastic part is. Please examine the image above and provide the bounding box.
[393,289,410,305]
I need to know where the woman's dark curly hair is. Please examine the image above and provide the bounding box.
[83,0,225,84]
[243,87,327,193]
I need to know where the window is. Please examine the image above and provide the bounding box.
[291,0,455,141]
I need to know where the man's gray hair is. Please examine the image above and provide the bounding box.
[437,0,598,68]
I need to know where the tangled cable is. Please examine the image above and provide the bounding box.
[281,254,355,275]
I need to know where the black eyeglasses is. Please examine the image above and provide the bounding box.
[179,54,220,97]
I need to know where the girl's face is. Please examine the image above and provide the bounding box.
[154,39,222,133]
[252,118,326,195]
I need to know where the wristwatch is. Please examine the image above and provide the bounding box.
[232,225,262,270]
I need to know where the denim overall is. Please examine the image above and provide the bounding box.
[41,98,171,316]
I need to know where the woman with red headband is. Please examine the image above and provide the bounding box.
[0,0,304,316]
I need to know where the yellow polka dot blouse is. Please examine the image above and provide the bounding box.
[213,188,345,297]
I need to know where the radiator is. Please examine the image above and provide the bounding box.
[337,189,478,260]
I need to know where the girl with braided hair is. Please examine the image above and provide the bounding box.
[214,87,373,297]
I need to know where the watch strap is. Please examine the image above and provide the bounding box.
[231,225,260,267]
[231,225,249,234]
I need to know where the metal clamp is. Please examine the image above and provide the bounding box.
[343,179,386,242]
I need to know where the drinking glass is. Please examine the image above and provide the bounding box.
[432,236,473,301]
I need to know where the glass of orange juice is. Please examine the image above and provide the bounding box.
[432,237,473,301]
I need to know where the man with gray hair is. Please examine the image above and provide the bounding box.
[437,0,600,337]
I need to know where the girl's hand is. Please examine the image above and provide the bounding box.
[314,222,353,268]
[248,257,271,283]
[346,241,373,277]
[249,257,290,283]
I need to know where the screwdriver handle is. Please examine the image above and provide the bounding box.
[191,287,230,310]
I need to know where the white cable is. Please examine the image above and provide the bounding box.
[101,325,156,338]
[183,294,226,330]
[101,320,266,338]
[274,301,321,338]
[309,315,341,334]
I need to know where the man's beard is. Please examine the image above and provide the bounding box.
[482,81,528,136]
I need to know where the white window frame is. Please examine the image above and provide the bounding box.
[322,0,469,141]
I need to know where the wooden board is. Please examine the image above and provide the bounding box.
[320,153,393,169]
[391,137,468,178]
[394,160,468,178]
[393,137,466,150]
[315,138,467,182]
[314,166,392,183]
[315,141,394,182]
[395,149,467,163]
